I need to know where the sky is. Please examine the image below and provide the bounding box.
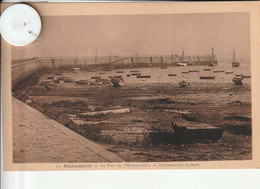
[12,12,250,61]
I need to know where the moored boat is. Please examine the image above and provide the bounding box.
[200,76,215,79]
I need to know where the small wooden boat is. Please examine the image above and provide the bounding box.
[91,76,101,79]
[116,71,124,73]
[168,74,177,77]
[242,75,251,79]
[182,72,189,74]
[131,73,141,76]
[208,62,217,66]
[213,70,225,73]
[204,69,211,71]
[104,69,112,71]
[232,76,243,85]
[179,80,190,88]
[76,80,89,85]
[177,62,187,66]
[225,72,234,74]
[136,75,151,78]
[171,120,224,143]
[130,70,140,73]
[189,70,199,73]
[111,76,124,87]
[73,67,80,72]
[200,76,215,79]
[160,65,168,69]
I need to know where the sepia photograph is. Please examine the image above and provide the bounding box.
[3,2,259,171]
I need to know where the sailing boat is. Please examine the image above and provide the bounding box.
[208,47,217,66]
[232,48,240,67]
[177,48,188,66]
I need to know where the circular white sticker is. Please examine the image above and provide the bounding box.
[0,4,41,46]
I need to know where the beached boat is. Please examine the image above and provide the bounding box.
[76,80,89,85]
[200,76,215,79]
[189,70,199,73]
[213,70,225,73]
[131,73,141,76]
[242,75,251,79]
[168,74,177,77]
[177,62,187,66]
[130,70,140,73]
[111,76,124,87]
[225,72,234,74]
[116,71,124,73]
[204,69,211,71]
[182,72,189,74]
[91,76,101,79]
[136,75,151,78]
[179,80,190,88]
[232,76,243,85]
[171,120,224,143]
[73,67,80,72]
[232,49,240,67]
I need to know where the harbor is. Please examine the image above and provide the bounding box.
[12,57,252,162]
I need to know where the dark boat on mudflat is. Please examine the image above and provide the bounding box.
[110,76,124,87]
[171,120,224,143]
[225,72,234,74]
[200,76,215,79]
[182,72,189,74]
[232,76,243,85]
[168,74,177,77]
[189,70,199,73]
[136,75,151,78]
[213,70,225,73]
[204,69,211,71]
[131,73,141,76]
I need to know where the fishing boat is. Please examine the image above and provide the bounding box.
[242,75,251,79]
[111,76,124,87]
[232,48,240,67]
[182,72,189,74]
[204,68,211,71]
[116,71,124,73]
[200,76,215,79]
[171,120,224,143]
[168,74,177,77]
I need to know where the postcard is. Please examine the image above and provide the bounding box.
[2,2,260,171]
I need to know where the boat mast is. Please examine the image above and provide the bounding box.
[182,48,184,62]
[211,47,215,59]
[233,48,236,62]
[95,49,97,64]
